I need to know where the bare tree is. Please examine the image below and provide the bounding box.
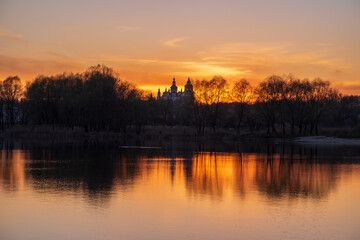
[256,75,286,134]
[208,76,229,131]
[193,76,229,132]
[193,79,211,133]
[1,76,22,126]
[231,79,253,134]
[308,78,339,134]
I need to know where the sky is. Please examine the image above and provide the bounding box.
[0,0,359,94]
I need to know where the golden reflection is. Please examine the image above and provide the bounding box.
[183,152,256,199]
[186,152,229,199]
[0,146,353,202]
[0,150,26,191]
[254,154,338,198]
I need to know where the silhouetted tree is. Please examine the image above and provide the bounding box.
[231,79,253,134]
[337,95,360,127]
[193,76,228,132]
[208,76,229,131]
[25,65,141,132]
[307,78,339,135]
[1,76,22,126]
[2,66,356,137]
[256,75,286,134]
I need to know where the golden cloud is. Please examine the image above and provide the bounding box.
[162,37,188,48]
[0,28,23,40]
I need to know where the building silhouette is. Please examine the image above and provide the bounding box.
[157,77,194,101]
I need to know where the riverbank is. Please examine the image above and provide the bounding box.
[1,125,359,143]
[294,136,360,146]
[0,125,237,140]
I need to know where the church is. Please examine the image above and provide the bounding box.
[157,77,194,101]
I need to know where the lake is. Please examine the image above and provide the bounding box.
[1,139,360,240]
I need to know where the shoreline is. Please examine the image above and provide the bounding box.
[1,125,359,145]
[294,136,360,146]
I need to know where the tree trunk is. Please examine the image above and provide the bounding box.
[237,121,241,135]
[282,123,286,135]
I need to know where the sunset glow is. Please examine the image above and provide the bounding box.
[0,0,359,94]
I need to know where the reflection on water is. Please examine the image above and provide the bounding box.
[1,141,357,201]
[1,140,360,240]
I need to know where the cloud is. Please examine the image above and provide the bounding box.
[0,28,24,40]
[332,82,360,95]
[310,58,350,69]
[317,43,333,46]
[94,54,250,84]
[118,26,140,31]
[0,55,84,81]
[163,37,188,48]
[176,61,249,77]
[91,41,358,88]
[2,39,356,95]
[193,42,356,79]
[42,50,69,59]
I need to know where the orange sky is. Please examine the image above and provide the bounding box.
[0,0,359,94]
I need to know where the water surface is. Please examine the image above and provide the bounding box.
[1,140,360,240]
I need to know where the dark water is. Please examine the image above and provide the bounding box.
[0,139,360,240]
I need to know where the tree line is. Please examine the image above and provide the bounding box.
[1,64,359,136]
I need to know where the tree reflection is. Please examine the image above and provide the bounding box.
[0,148,26,191]
[254,152,338,199]
[185,152,225,200]
[0,140,358,204]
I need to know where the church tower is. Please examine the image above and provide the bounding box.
[184,77,193,95]
[157,88,161,100]
[157,77,193,101]
[170,77,178,93]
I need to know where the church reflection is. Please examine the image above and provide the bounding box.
[0,140,358,203]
